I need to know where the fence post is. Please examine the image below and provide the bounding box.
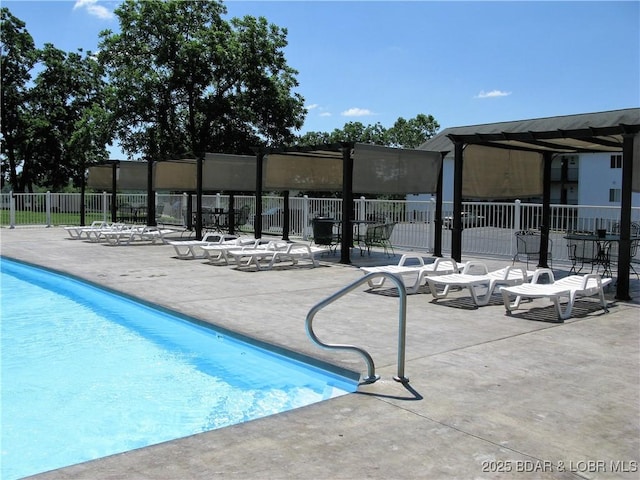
[358,196,366,221]
[183,192,189,226]
[512,199,522,257]
[9,190,16,228]
[102,192,108,222]
[46,191,52,227]
[216,192,221,210]
[303,195,310,240]
[429,197,436,252]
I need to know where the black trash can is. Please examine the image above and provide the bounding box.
[312,217,336,246]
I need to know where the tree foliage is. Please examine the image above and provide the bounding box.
[294,114,439,149]
[1,0,438,194]
[1,8,110,192]
[98,0,306,160]
[0,7,37,190]
[26,45,110,190]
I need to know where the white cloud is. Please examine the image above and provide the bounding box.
[319,112,332,117]
[475,90,512,99]
[73,0,115,20]
[305,103,319,110]
[341,108,374,117]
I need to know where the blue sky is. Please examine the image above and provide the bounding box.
[4,0,640,158]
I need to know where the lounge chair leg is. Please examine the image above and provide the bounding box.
[469,283,493,306]
[551,296,570,322]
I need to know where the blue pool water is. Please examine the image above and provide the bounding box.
[0,258,357,479]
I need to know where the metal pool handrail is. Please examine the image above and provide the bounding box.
[305,272,408,384]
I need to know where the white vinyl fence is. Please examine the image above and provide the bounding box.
[2,191,639,263]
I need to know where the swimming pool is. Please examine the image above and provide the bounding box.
[0,257,357,479]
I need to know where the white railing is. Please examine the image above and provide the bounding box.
[2,191,639,263]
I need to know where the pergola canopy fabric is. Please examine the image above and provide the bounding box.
[634,133,640,193]
[86,164,113,190]
[352,143,441,194]
[421,108,640,195]
[86,161,148,190]
[263,153,343,191]
[202,153,256,191]
[462,145,543,199]
[154,154,256,191]
[154,159,197,190]
[263,143,442,194]
[118,161,148,190]
[90,154,257,192]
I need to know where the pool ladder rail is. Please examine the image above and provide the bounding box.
[305,272,408,385]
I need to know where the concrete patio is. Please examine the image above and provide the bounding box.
[2,227,639,480]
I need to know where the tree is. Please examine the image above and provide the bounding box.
[292,114,440,198]
[22,44,110,191]
[1,8,110,192]
[293,114,439,149]
[98,0,306,160]
[386,114,439,148]
[0,7,37,190]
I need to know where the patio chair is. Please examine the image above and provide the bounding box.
[263,242,326,270]
[360,255,466,294]
[82,222,130,243]
[606,237,639,278]
[513,230,552,269]
[362,222,396,257]
[168,233,238,259]
[103,225,174,246]
[423,261,535,306]
[501,268,612,321]
[235,205,252,232]
[64,220,109,239]
[201,237,262,265]
[567,235,600,274]
[226,240,321,271]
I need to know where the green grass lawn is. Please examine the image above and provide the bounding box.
[0,210,106,226]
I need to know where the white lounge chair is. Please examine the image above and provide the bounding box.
[102,226,174,246]
[168,233,238,259]
[501,268,612,321]
[102,225,147,245]
[225,241,326,271]
[360,255,466,294]
[64,220,108,239]
[201,237,263,265]
[265,243,327,270]
[226,240,291,270]
[137,226,176,244]
[82,222,129,242]
[424,261,535,306]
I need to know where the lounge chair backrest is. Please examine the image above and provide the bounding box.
[396,254,426,267]
[460,260,489,275]
[530,268,555,284]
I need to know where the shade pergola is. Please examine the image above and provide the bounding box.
[87,160,150,220]
[87,154,257,231]
[87,160,148,190]
[153,154,257,191]
[257,142,443,263]
[151,154,257,236]
[420,108,640,300]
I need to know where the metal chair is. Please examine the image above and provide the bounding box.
[513,230,552,269]
[567,235,599,274]
[363,223,396,257]
[606,237,639,278]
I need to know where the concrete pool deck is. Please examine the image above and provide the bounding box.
[2,227,639,480]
